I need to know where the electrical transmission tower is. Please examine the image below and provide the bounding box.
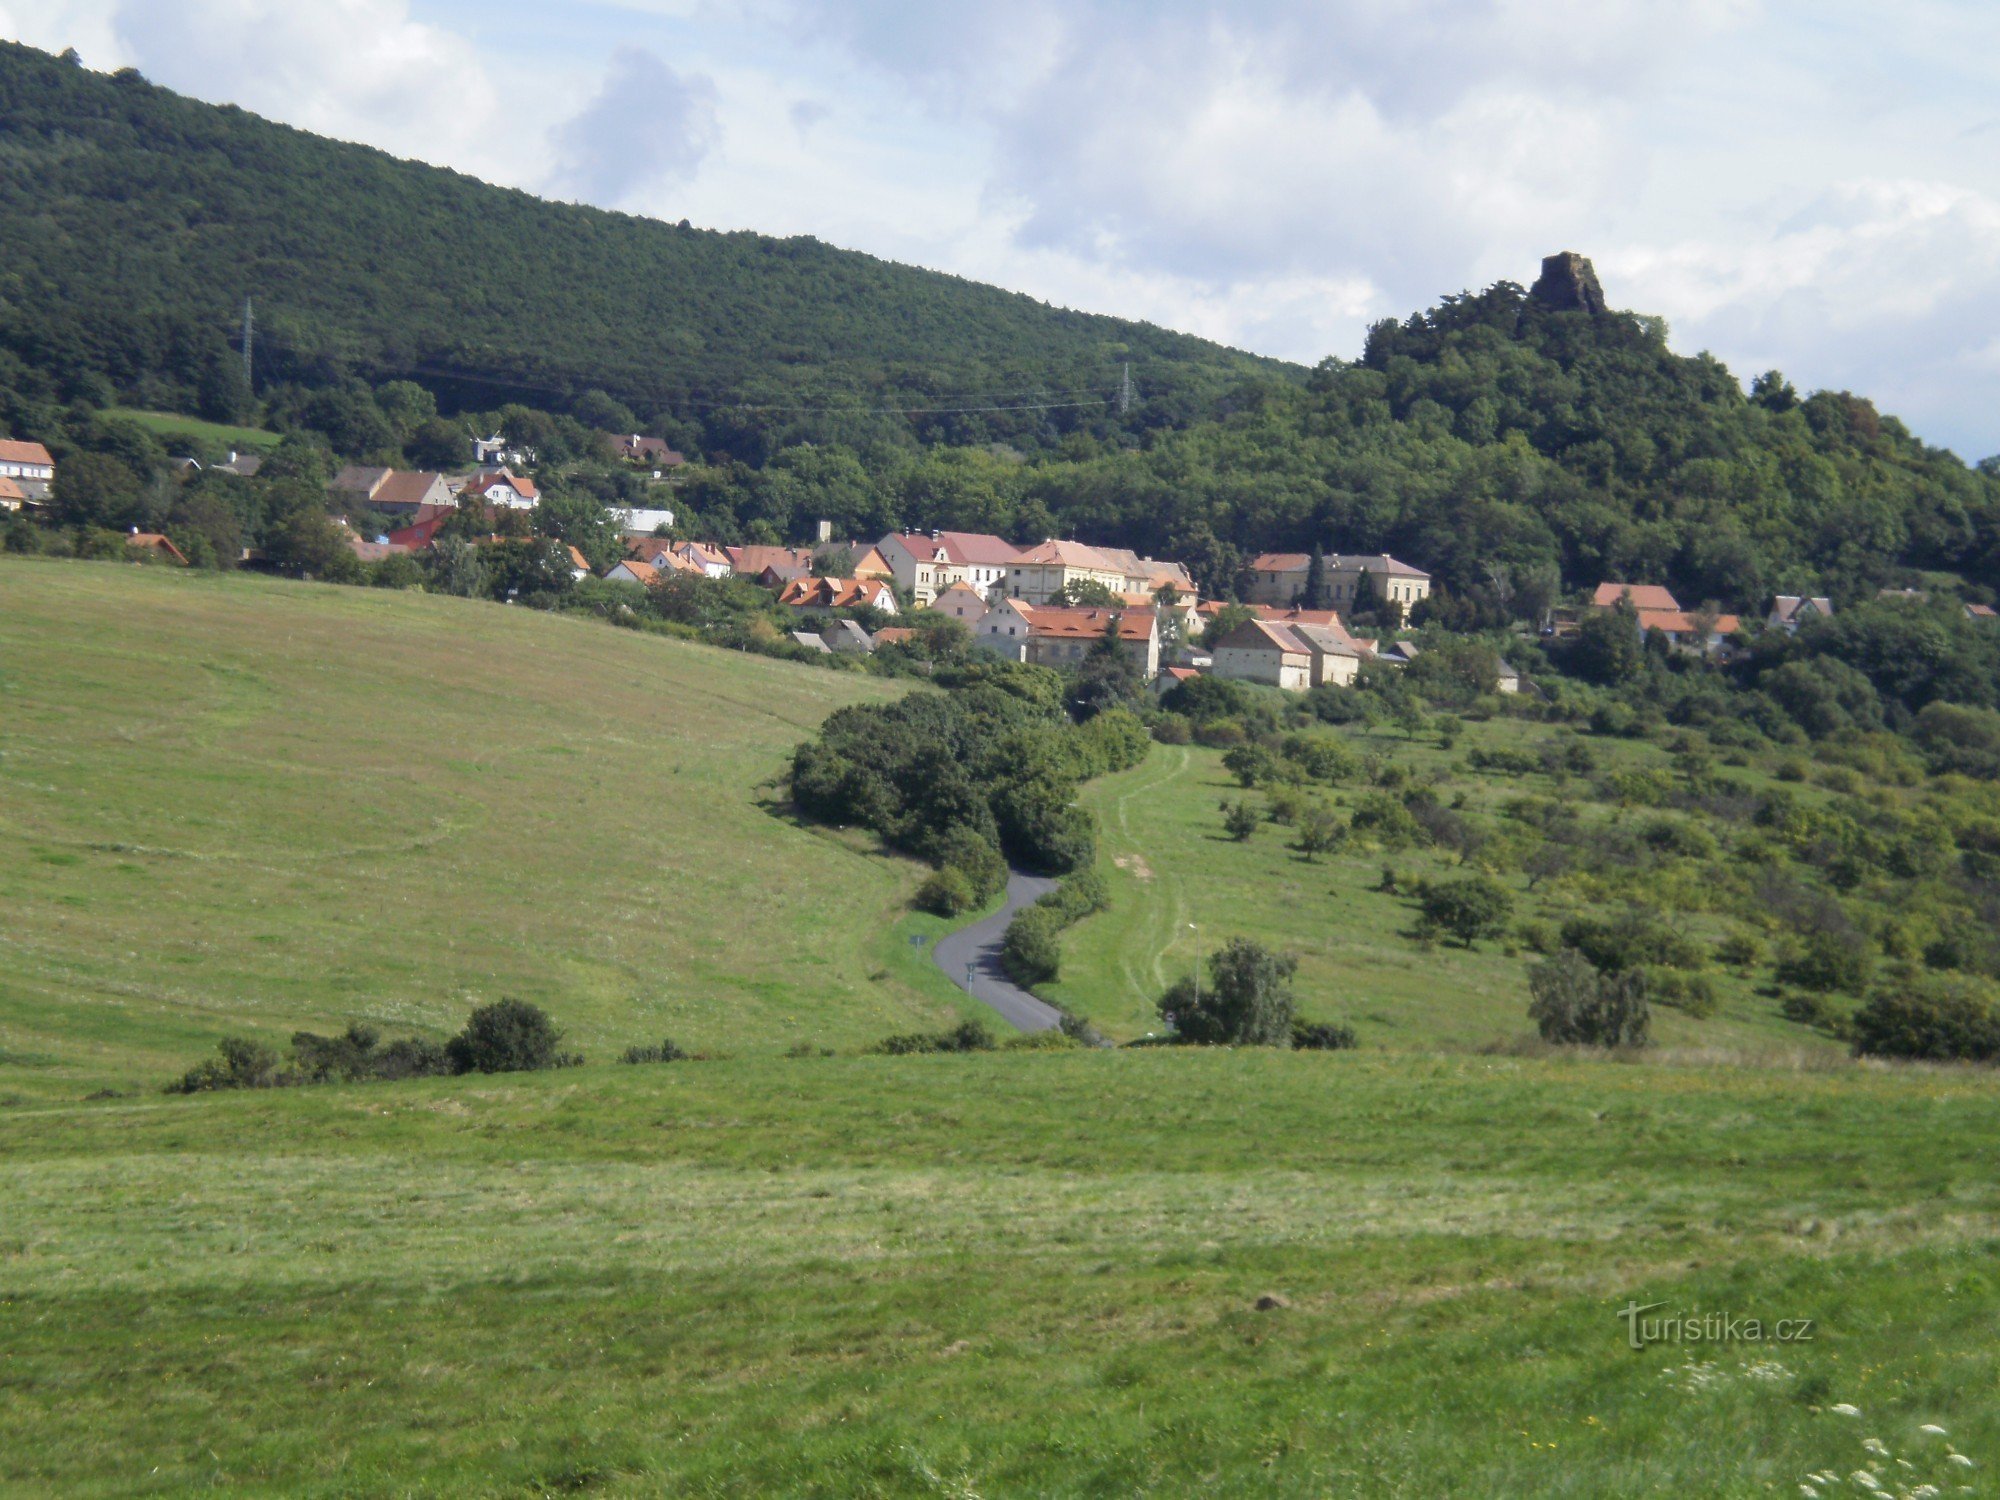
[1118,361,1134,416]
[240,298,255,391]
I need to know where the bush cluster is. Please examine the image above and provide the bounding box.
[170,1000,577,1093]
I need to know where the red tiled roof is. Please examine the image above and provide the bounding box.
[729,545,816,575]
[1593,582,1681,612]
[126,532,189,566]
[1013,538,1123,571]
[0,439,55,467]
[0,476,24,502]
[1250,552,1311,573]
[871,627,917,645]
[1017,604,1156,641]
[608,559,661,584]
[466,468,538,500]
[1637,608,1741,636]
[777,576,892,611]
[386,514,452,549]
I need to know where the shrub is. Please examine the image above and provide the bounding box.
[1058,1011,1108,1047]
[170,1036,281,1093]
[445,999,574,1074]
[1150,712,1193,745]
[622,1038,689,1064]
[932,824,1007,905]
[1780,992,1840,1031]
[1715,931,1761,970]
[1349,792,1424,849]
[1560,909,1704,974]
[1773,927,1874,995]
[1415,876,1514,949]
[1293,803,1345,862]
[1527,949,1651,1048]
[1640,966,1718,1018]
[1291,1019,1358,1050]
[1157,938,1297,1046]
[1000,904,1066,985]
[1222,743,1275,787]
[916,866,979,917]
[876,1020,996,1055]
[1221,798,1260,841]
[1850,975,2000,1062]
[1278,731,1361,784]
[1193,717,1247,748]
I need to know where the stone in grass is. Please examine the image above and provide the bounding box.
[1254,1293,1292,1311]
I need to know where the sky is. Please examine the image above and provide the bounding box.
[4,0,1999,461]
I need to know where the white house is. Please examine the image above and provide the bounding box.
[877,530,1021,605]
[1209,620,1312,691]
[0,439,55,499]
[464,469,539,511]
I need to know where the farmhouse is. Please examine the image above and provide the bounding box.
[1768,595,1833,633]
[775,576,898,616]
[124,530,190,566]
[878,530,1021,605]
[463,469,539,510]
[1209,619,1312,691]
[976,600,1160,677]
[1003,538,1132,604]
[1590,582,1740,653]
[0,438,55,498]
[330,466,453,516]
[604,559,661,586]
[607,433,684,467]
[1246,551,1432,611]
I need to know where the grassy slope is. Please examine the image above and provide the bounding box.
[0,558,982,1099]
[1047,727,1835,1052]
[2,1050,1996,1495]
[102,408,283,451]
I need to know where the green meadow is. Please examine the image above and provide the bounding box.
[0,559,976,1101]
[3,1050,1997,1495]
[3,557,1996,1496]
[101,408,284,453]
[1047,732,1841,1054]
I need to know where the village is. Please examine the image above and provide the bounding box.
[13,425,1989,693]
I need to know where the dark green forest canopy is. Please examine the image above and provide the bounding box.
[0,41,1274,449]
[4,41,1998,606]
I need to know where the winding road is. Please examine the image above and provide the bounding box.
[933,871,1064,1033]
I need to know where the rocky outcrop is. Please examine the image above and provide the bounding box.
[1530,252,1607,315]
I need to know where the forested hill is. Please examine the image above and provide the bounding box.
[0,41,1275,447]
[885,268,2000,608]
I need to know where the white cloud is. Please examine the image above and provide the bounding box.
[5,0,2000,456]
[549,45,719,205]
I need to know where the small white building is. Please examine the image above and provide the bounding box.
[1209,620,1312,692]
[613,506,677,535]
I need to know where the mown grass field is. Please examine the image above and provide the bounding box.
[102,408,284,452]
[0,559,981,1101]
[1047,730,1837,1053]
[3,1049,1997,1495]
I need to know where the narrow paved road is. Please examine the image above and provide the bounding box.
[933,871,1063,1033]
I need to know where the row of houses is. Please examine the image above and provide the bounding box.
[331,465,543,515]
[874,530,1195,607]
